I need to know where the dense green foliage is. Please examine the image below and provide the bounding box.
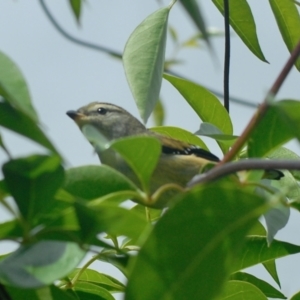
[0,1,300,299]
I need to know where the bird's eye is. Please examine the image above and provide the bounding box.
[97,107,107,115]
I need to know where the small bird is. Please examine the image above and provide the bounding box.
[66,102,283,207]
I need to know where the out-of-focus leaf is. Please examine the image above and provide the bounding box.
[233,236,300,271]
[68,268,125,292]
[291,291,300,300]
[74,282,114,300]
[0,51,38,121]
[74,201,151,244]
[230,272,286,299]
[0,241,85,288]
[0,220,22,240]
[0,102,58,154]
[151,126,208,150]
[131,204,162,222]
[0,133,11,158]
[212,0,267,62]
[125,183,265,300]
[123,6,172,123]
[69,0,81,23]
[220,281,268,299]
[269,0,300,70]
[2,155,64,224]
[64,165,137,201]
[247,220,266,236]
[5,285,77,300]
[179,0,210,47]
[151,99,165,126]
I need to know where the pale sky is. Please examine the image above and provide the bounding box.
[0,1,300,298]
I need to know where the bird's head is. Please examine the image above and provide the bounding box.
[66,102,146,141]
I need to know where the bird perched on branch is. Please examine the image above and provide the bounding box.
[66,102,283,206]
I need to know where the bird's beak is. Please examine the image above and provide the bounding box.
[66,110,85,124]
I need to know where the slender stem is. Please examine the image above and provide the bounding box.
[223,0,230,112]
[188,159,300,186]
[220,39,300,164]
[71,253,102,286]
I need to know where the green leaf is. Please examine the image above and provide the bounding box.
[179,0,210,47]
[5,285,77,300]
[0,102,58,154]
[263,260,281,288]
[0,132,11,158]
[269,0,300,70]
[268,147,300,180]
[248,104,294,157]
[220,281,268,299]
[69,269,125,292]
[110,136,161,192]
[233,236,300,271]
[64,165,137,201]
[230,272,286,299]
[69,0,81,23]
[291,291,300,300]
[212,0,267,62]
[151,126,208,150]
[0,241,85,288]
[125,183,265,300]
[2,155,64,224]
[0,51,38,121]
[163,74,233,135]
[123,6,171,123]
[74,201,151,243]
[151,99,165,126]
[0,220,22,240]
[131,204,162,222]
[74,282,114,300]
[274,99,300,140]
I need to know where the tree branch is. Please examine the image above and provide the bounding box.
[188,159,300,186]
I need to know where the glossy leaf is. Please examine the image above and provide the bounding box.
[220,281,268,299]
[123,6,171,123]
[74,201,151,243]
[230,272,286,299]
[126,183,265,300]
[110,136,161,191]
[163,74,233,135]
[74,282,114,300]
[269,0,300,70]
[212,0,267,62]
[0,241,85,288]
[0,51,38,121]
[64,165,137,200]
[233,236,300,272]
[2,155,64,224]
[151,126,208,150]
[69,268,125,292]
[0,102,58,154]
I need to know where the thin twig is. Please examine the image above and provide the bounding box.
[223,0,230,112]
[220,39,300,165]
[38,0,122,58]
[188,159,300,186]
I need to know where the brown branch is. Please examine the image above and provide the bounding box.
[220,39,300,165]
[188,159,300,186]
